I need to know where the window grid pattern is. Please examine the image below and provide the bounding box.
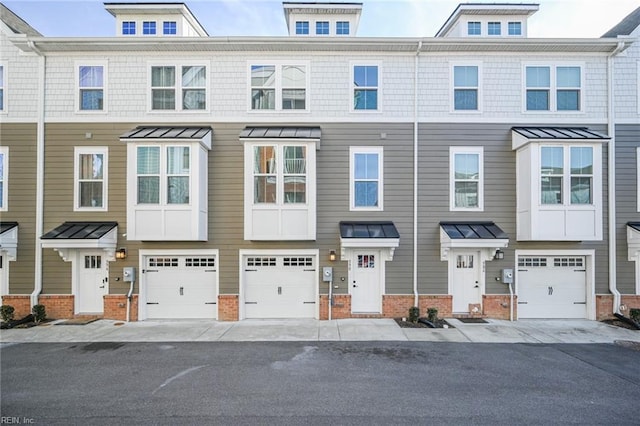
[353,151,380,208]
[488,22,501,35]
[84,255,102,269]
[336,21,349,35]
[149,258,179,267]
[122,21,135,35]
[353,65,378,110]
[143,21,156,35]
[295,21,309,34]
[453,65,478,110]
[247,257,277,267]
[357,255,375,268]
[151,65,206,111]
[508,22,522,35]
[283,257,313,267]
[186,258,216,267]
[468,22,481,35]
[316,21,329,35]
[518,258,548,267]
[452,150,481,209]
[526,65,581,111]
[0,65,5,111]
[554,257,584,267]
[163,21,177,35]
[77,151,105,209]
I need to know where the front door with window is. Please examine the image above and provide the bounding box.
[451,251,481,313]
[77,252,108,313]
[351,252,381,313]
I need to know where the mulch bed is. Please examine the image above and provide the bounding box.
[395,318,453,329]
[601,319,640,331]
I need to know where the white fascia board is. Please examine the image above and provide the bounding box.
[121,134,212,150]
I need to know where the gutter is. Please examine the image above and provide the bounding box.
[413,41,422,307]
[607,40,626,316]
[28,41,45,308]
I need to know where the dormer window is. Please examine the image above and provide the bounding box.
[295,21,309,35]
[508,22,522,35]
[122,21,136,35]
[316,21,329,35]
[143,21,156,35]
[488,22,501,35]
[467,21,481,35]
[163,21,177,35]
[337,21,350,35]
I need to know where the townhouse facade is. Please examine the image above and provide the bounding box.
[0,1,638,322]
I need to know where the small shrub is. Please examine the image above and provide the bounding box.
[408,306,420,323]
[630,308,640,324]
[427,308,438,323]
[0,305,15,322]
[32,304,46,324]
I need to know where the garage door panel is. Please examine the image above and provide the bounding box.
[518,256,587,319]
[145,256,217,319]
[244,255,316,319]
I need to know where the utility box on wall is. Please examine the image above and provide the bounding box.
[123,267,136,283]
[502,268,513,284]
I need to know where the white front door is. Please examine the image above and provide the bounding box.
[451,251,481,313]
[0,254,6,296]
[77,252,108,313]
[351,252,381,313]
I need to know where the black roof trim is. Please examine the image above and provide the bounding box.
[339,221,399,239]
[120,126,212,140]
[240,126,321,139]
[0,222,19,235]
[41,222,118,240]
[440,221,508,240]
[628,222,640,232]
[511,126,609,140]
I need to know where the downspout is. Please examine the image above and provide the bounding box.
[28,41,45,308]
[607,41,625,316]
[413,41,422,307]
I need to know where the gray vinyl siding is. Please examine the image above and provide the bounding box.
[417,123,611,295]
[0,124,37,294]
[615,123,640,294]
[39,122,415,297]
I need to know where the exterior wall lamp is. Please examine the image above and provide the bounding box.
[116,247,127,260]
[494,249,504,260]
[329,250,337,262]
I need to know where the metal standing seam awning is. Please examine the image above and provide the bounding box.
[627,222,640,261]
[120,126,213,150]
[439,221,509,261]
[0,222,19,261]
[41,222,118,261]
[511,126,610,150]
[339,221,400,261]
[239,126,322,148]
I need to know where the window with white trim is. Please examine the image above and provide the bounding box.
[336,21,350,35]
[508,22,522,35]
[249,63,307,111]
[143,21,156,35]
[150,65,207,111]
[0,147,7,211]
[122,21,135,35]
[452,64,480,111]
[136,145,190,205]
[525,64,582,112]
[468,21,481,35]
[77,64,105,111]
[243,140,316,240]
[0,64,4,111]
[637,147,640,212]
[488,22,501,35]
[163,21,176,35]
[350,147,383,211]
[450,147,483,211]
[316,21,329,35]
[74,147,108,211]
[295,21,309,34]
[352,64,379,111]
[540,146,593,205]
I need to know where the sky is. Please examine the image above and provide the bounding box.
[2,0,639,38]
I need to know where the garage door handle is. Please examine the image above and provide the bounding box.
[205,302,217,305]
[518,302,528,304]
[278,286,282,295]
[245,302,257,305]
[147,302,159,305]
[573,302,586,304]
[180,287,184,296]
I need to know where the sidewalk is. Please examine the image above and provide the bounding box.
[2,318,639,344]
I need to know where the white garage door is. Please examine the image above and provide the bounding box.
[244,255,317,319]
[517,256,587,319]
[144,255,217,319]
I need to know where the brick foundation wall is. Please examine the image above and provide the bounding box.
[418,295,452,318]
[483,295,517,320]
[218,295,238,321]
[104,295,139,321]
[0,295,31,319]
[596,294,640,320]
[38,295,74,319]
[382,295,414,318]
[319,294,351,319]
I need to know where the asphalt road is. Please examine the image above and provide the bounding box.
[1,341,639,425]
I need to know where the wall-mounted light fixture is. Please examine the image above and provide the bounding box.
[494,249,504,260]
[329,250,337,262]
[116,247,127,260]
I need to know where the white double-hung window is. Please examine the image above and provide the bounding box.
[525,64,582,112]
[350,147,383,211]
[77,63,106,112]
[0,64,5,112]
[450,147,483,211]
[150,64,207,111]
[249,63,308,111]
[243,136,317,240]
[0,146,7,211]
[74,147,108,211]
[452,64,480,111]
